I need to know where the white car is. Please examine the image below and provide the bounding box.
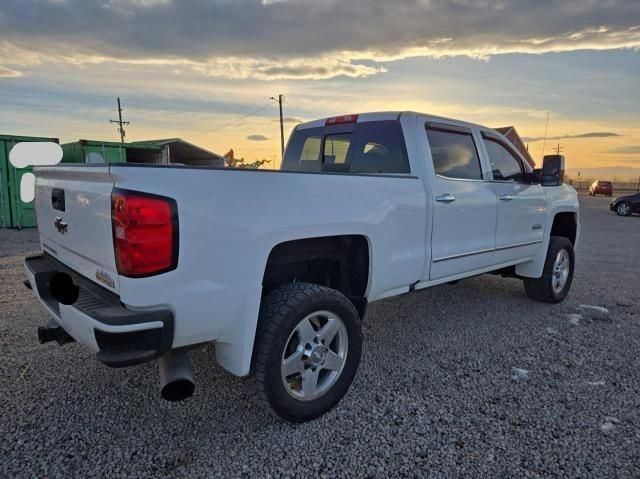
[25,111,579,422]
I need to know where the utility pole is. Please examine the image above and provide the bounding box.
[553,143,563,155]
[577,170,581,190]
[270,94,285,160]
[110,97,130,144]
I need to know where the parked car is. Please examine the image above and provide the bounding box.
[610,192,640,216]
[589,180,613,196]
[23,111,580,422]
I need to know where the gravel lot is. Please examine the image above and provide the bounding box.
[1,195,639,478]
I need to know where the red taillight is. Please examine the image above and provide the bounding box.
[111,190,178,277]
[325,114,358,125]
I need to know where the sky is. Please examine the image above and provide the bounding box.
[0,0,639,176]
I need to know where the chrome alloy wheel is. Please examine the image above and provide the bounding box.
[281,311,348,401]
[552,249,570,294]
[617,203,631,216]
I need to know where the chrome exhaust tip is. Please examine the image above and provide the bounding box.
[158,349,195,402]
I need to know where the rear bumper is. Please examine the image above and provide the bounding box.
[24,253,174,367]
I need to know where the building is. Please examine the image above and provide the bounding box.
[130,138,225,167]
[62,138,225,167]
[494,126,536,168]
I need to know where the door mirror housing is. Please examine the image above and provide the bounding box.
[539,154,565,186]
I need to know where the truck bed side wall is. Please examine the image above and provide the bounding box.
[110,166,427,375]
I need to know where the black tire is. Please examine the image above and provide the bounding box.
[251,282,362,422]
[524,236,575,303]
[616,201,632,217]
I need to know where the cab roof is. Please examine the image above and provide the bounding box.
[296,111,489,132]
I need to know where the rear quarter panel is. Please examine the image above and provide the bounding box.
[110,166,427,375]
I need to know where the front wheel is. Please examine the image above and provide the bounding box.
[524,236,575,303]
[251,282,362,422]
[616,202,632,216]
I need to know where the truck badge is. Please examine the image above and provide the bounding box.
[95,270,115,288]
[54,216,68,234]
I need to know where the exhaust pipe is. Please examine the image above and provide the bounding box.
[158,349,195,402]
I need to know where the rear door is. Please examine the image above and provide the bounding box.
[420,120,497,280]
[34,165,119,292]
[480,131,547,263]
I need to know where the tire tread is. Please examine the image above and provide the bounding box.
[524,235,574,303]
[250,282,360,421]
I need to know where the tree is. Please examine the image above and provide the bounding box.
[223,149,271,169]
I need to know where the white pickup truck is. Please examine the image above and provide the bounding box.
[25,111,579,422]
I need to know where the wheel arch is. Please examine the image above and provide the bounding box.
[214,234,371,378]
[261,234,371,319]
[516,207,579,278]
[550,211,578,245]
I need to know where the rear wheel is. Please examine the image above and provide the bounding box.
[524,236,575,303]
[251,282,362,422]
[616,202,632,216]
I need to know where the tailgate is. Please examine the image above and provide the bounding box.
[34,165,119,293]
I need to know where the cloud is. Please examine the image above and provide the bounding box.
[0,0,639,80]
[192,56,384,80]
[281,117,303,125]
[0,66,22,78]
[523,132,621,142]
[603,145,640,154]
[247,134,269,141]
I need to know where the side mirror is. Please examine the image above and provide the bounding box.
[540,154,565,187]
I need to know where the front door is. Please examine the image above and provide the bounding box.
[480,132,547,263]
[423,121,498,280]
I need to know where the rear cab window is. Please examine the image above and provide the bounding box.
[282,120,410,174]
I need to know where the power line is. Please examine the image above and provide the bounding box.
[280,101,314,118]
[185,103,274,139]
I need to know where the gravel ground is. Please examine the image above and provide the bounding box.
[1,195,639,478]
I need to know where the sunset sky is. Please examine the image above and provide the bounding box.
[1,0,639,175]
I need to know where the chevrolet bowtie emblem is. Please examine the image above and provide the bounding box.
[54,216,68,234]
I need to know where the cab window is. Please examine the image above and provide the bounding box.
[282,120,410,174]
[483,137,524,182]
[425,124,482,180]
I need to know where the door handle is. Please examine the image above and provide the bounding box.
[435,194,456,203]
[499,194,515,201]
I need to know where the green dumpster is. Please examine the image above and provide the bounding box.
[61,140,162,164]
[0,134,59,229]
[61,139,127,164]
